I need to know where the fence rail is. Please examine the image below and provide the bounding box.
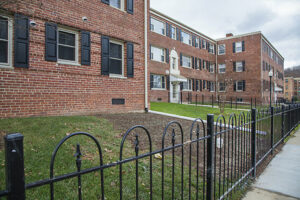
[1,104,300,200]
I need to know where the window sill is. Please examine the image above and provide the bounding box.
[151,88,166,91]
[218,91,225,93]
[150,59,166,64]
[0,64,13,69]
[58,61,81,66]
[109,74,127,79]
[182,89,192,92]
[181,66,192,69]
[151,30,166,37]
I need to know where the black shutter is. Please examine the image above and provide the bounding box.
[242,41,245,51]
[203,80,206,89]
[195,57,198,69]
[207,42,210,51]
[101,36,110,75]
[214,44,216,55]
[180,53,182,66]
[14,14,29,68]
[208,81,211,91]
[192,56,195,69]
[234,82,236,91]
[102,0,109,4]
[199,59,202,70]
[192,35,196,47]
[179,29,182,41]
[243,80,246,91]
[127,42,134,77]
[166,48,169,63]
[45,22,57,62]
[263,61,265,71]
[176,28,180,41]
[233,42,236,53]
[162,76,165,89]
[150,74,153,89]
[166,22,170,37]
[233,62,236,72]
[193,79,195,91]
[207,61,210,71]
[199,38,202,49]
[242,61,245,72]
[81,31,91,65]
[127,0,134,14]
[200,80,202,91]
[166,75,170,90]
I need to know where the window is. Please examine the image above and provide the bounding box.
[151,74,165,89]
[195,38,199,48]
[0,16,12,67]
[203,60,206,69]
[183,79,192,90]
[210,82,215,92]
[182,55,191,68]
[150,46,165,62]
[285,79,288,83]
[58,28,78,64]
[236,81,244,91]
[236,61,243,72]
[171,26,176,40]
[237,98,243,102]
[181,31,191,45]
[202,40,206,49]
[218,64,226,73]
[219,82,225,92]
[209,63,214,73]
[235,41,242,53]
[172,57,176,70]
[110,0,124,10]
[109,40,124,76]
[150,18,165,36]
[218,44,225,55]
[209,44,214,54]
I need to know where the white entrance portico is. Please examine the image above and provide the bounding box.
[169,49,187,103]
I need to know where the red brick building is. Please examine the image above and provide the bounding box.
[149,9,284,105]
[0,0,149,118]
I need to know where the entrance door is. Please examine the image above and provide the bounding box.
[170,83,180,103]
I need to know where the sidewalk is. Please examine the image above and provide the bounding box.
[243,128,300,200]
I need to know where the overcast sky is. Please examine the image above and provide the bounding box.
[150,0,300,69]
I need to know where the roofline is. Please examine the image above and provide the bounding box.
[261,34,284,60]
[150,8,216,43]
[216,31,261,41]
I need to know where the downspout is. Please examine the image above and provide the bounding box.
[144,0,148,112]
[215,43,218,99]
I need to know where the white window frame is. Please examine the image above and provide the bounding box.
[150,17,166,36]
[182,55,191,68]
[0,15,13,68]
[57,27,79,65]
[181,31,192,46]
[218,44,225,55]
[218,64,226,74]
[235,41,242,53]
[209,44,214,54]
[202,40,206,49]
[210,63,215,73]
[210,82,215,92]
[152,74,166,90]
[183,79,192,91]
[171,26,176,40]
[236,61,243,72]
[109,0,124,10]
[219,82,225,92]
[236,81,244,92]
[195,38,199,48]
[109,39,125,78]
[150,45,165,63]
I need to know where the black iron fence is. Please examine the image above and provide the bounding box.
[1,104,300,200]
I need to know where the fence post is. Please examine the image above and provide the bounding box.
[231,97,232,109]
[5,133,26,200]
[281,105,285,142]
[218,95,220,106]
[212,95,214,108]
[202,94,204,105]
[251,98,253,109]
[255,98,256,108]
[181,91,183,104]
[235,97,237,109]
[206,114,215,200]
[251,109,257,178]
[271,107,274,155]
[196,94,198,107]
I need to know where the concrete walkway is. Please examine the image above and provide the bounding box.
[243,128,300,200]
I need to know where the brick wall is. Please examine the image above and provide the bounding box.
[0,0,148,118]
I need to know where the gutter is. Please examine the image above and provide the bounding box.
[144,0,148,112]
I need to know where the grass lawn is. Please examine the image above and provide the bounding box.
[0,115,248,199]
[150,102,247,122]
